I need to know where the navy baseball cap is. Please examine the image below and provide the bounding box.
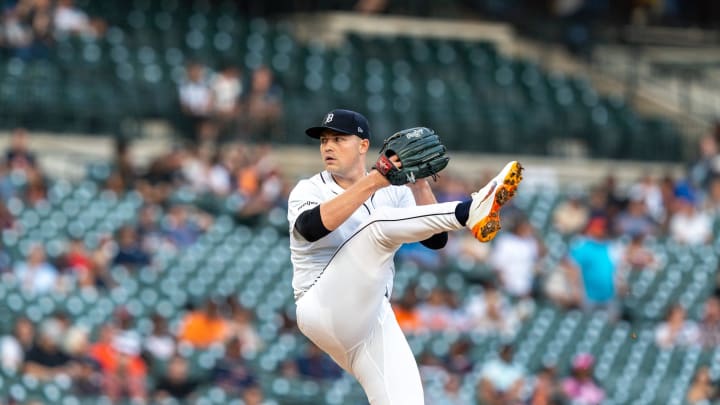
[305,109,371,140]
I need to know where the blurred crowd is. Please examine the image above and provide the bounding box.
[0,128,290,403]
[177,61,284,144]
[1,121,720,404]
[0,296,278,404]
[0,0,106,60]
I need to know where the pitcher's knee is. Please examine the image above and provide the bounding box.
[362,208,395,246]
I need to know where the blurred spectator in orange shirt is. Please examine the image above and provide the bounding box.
[178,298,229,348]
[89,324,147,403]
[392,287,422,333]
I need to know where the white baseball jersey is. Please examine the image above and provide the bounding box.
[287,170,415,300]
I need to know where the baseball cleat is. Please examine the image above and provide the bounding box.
[467,161,523,243]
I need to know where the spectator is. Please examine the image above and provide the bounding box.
[699,296,720,348]
[669,191,712,245]
[655,304,700,349]
[211,64,244,138]
[687,366,718,404]
[112,225,151,269]
[417,287,456,331]
[63,238,92,273]
[53,0,105,37]
[397,241,444,271]
[89,324,147,403]
[689,132,720,192]
[154,355,200,401]
[62,238,104,290]
[112,139,137,192]
[621,232,657,270]
[278,359,301,380]
[137,146,188,205]
[0,317,33,372]
[419,351,448,381]
[445,339,473,375]
[295,343,342,380]
[162,204,209,249]
[24,318,77,380]
[242,383,267,405]
[242,65,283,140]
[227,298,262,355]
[178,62,214,140]
[71,356,103,397]
[543,256,583,310]
[432,373,464,405]
[464,282,520,337]
[552,194,589,235]
[529,365,563,405]
[392,287,422,333]
[10,0,53,60]
[24,166,47,206]
[212,337,256,397]
[615,195,657,238]
[5,127,36,171]
[114,307,141,361]
[629,174,665,223]
[143,313,175,363]
[62,326,102,397]
[183,143,232,196]
[477,343,526,405]
[703,176,720,217]
[569,216,623,317]
[177,298,230,348]
[489,217,544,299]
[0,163,17,201]
[561,353,605,405]
[136,204,164,254]
[598,174,627,223]
[0,200,15,230]
[14,243,59,294]
[354,0,389,14]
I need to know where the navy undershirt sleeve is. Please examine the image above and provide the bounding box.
[294,205,330,242]
[420,232,448,250]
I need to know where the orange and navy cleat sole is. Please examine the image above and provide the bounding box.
[470,161,524,242]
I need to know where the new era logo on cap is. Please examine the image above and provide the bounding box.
[305,109,371,140]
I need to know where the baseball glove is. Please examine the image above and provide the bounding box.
[374,127,450,186]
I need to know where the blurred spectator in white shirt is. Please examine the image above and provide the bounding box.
[655,304,700,349]
[183,143,231,196]
[0,317,34,372]
[14,243,59,294]
[53,0,105,37]
[477,344,526,405]
[490,218,543,298]
[669,192,712,245]
[463,283,520,337]
[211,65,243,138]
[629,174,665,223]
[144,314,176,362]
[179,62,215,141]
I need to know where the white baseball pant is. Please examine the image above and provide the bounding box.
[295,202,463,405]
